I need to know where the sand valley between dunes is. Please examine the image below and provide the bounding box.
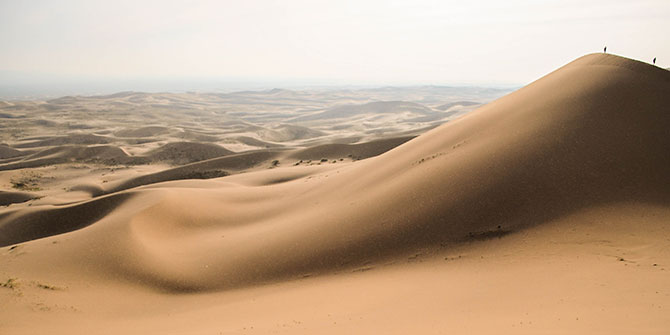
[1,53,669,334]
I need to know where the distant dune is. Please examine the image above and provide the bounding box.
[286,136,415,161]
[113,126,172,138]
[256,124,326,142]
[434,100,480,111]
[0,54,668,334]
[0,145,25,159]
[13,134,112,148]
[291,101,434,122]
[0,145,132,171]
[145,142,234,165]
[0,86,505,157]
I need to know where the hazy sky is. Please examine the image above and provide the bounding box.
[1,0,668,87]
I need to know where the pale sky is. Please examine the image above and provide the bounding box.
[1,0,668,89]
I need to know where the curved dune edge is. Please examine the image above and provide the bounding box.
[0,192,135,246]
[0,190,40,207]
[0,141,237,171]
[0,54,668,295]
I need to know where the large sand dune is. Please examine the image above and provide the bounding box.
[1,54,669,333]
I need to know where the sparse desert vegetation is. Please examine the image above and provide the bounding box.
[10,171,42,191]
[1,278,19,290]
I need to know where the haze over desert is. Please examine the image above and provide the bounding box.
[2,1,670,334]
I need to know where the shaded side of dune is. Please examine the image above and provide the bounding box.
[0,191,40,207]
[0,192,134,247]
[144,142,234,165]
[0,142,237,171]
[287,136,415,161]
[100,137,416,195]
[113,126,171,138]
[0,145,27,159]
[99,150,282,195]
[0,145,143,171]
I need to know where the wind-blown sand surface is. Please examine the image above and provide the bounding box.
[1,53,669,333]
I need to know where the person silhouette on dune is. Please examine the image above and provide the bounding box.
[604,46,607,53]
[653,57,656,65]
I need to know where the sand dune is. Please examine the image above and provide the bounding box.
[13,134,112,148]
[113,126,172,138]
[0,145,26,159]
[0,142,234,171]
[291,101,435,122]
[286,136,415,161]
[97,150,282,196]
[144,142,233,165]
[0,190,39,207]
[0,54,669,333]
[256,124,326,142]
[0,145,133,171]
[435,100,480,111]
[0,192,133,246]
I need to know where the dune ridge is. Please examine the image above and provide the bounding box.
[0,141,236,171]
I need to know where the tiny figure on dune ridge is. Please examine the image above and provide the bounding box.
[653,57,656,65]
[604,46,607,53]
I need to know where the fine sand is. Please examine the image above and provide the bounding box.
[1,53,669,334]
